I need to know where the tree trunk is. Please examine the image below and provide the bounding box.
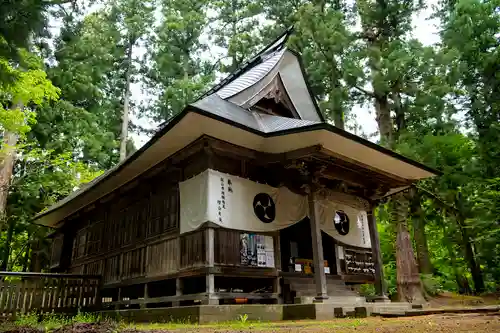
[120,40,134,162]
[457,214,485,294]
[454,192,485,294]
[441,221,471,294]
[0,130,18,226]
[375,94,393,147]
[0,218,15,270]
[332,103,344,129]
[411,192,433,275]
[367,37,393,148]
[393,192,426,303]
[22,241,31,272]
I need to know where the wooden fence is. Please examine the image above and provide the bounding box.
[0,272,101,317]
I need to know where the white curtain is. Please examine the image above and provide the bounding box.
[315,199,371,248]
[179,169,371,249]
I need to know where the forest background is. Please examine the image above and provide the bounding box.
[0,0,499,302]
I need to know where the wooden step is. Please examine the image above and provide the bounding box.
[284,276,360,297]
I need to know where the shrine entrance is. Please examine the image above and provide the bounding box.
[279,218,337,275]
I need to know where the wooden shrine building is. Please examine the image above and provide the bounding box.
[34,29,438,308]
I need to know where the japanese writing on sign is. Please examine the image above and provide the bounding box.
[216,177,233,224]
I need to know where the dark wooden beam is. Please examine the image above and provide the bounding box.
[341,274,375,283]
[206,136,323,164]
[206,136,259,160]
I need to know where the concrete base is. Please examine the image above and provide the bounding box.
[99,302,415,324]
[100,304,283,324]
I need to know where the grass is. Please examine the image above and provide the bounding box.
[6,296,500,333]
[131,317,368,331]
[12,310,104,331]
[130,313,500,332]
[5,313,500,333]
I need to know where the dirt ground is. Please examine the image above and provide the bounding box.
[127,312,500,333]
[427,292,499,308]
[3,312,500,333]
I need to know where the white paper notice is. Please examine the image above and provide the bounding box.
[265,252,275,268]
[294,264,302,272]
[338,246,344,259]
[257,253,267,267]
[324,267,330,274]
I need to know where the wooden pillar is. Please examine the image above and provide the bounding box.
[204,274,218,305]
[172,278,183,307]
[367,207,388,299]
[204,228,217,305]
[274,233,282,304]
[141,283,148,309]
[115,287,121,310]
[335,244,342,275]
[308,191,328,300]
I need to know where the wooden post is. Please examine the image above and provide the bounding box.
[205,274,217,305]
[172,278,182,307]
[335,244,342,275]
[115,287,121,310]
[273,278,282,304]
[308,191,328,300]
[367,207,389,300]
[95,277,103,310]
[205,228,217,305]
[274,233,282,304]
[206,228,214,268]
[140,283,148,309]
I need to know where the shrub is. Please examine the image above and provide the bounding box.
[421,274,443,297]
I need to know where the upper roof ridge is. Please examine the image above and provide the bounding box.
[198,26,294,100]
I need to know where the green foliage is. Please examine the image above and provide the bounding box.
[421,274,443,296]
[15,312,39,327]
[72,311,102,324]
[0,51,59,138]
[14,311,102,330]
[237,313,249,323]
[0,0,500,300]
[144,0,214,121]
[358,283,376,297]
[210,0,265,73]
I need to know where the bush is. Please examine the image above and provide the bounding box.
[421,274,443,297]
[358,284,376,296]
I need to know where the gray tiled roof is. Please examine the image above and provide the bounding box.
[216,49,285,100]
[190,94,320,134]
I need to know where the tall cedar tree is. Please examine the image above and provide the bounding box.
[209,0,265,73]
[144,0,213,122]
[107,0,155,161]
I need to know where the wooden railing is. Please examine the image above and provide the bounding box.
[0,272,101,317]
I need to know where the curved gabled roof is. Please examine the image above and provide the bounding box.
[32,27,439,228]
[191,94,320,133]
[201,26,325,122]
[33,105,439,228]
[217,49,286,100]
